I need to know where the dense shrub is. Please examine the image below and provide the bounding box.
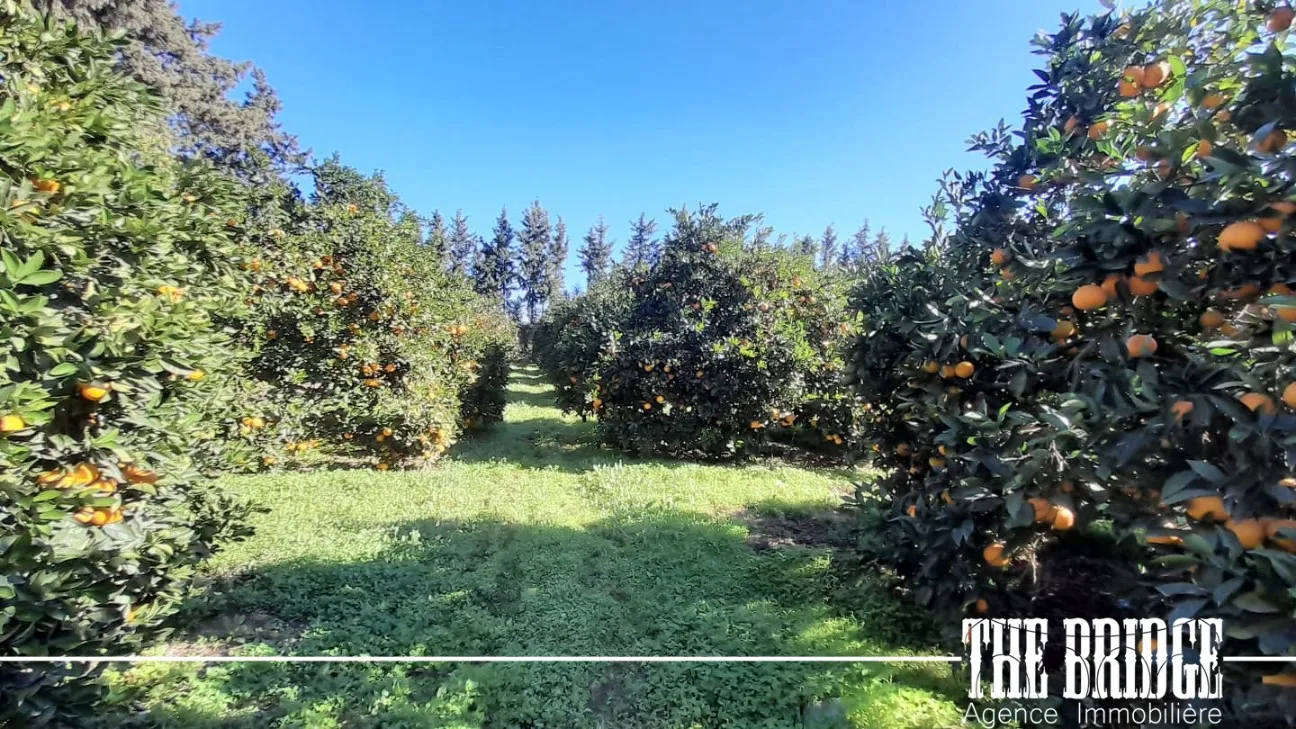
[0,7,257,723]
[848,0,1296,716]
[237,161,513,470]
[532,271,633,418]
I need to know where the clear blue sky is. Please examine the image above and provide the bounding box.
[182,0,1096,285]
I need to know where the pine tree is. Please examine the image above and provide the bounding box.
[900,234,912,250]
[425,210,448,264]
[793,234,817,260]
[37,0,302,176]
[749,224,773,252]
[873,227,892,262]
[447,209,476,277]
[549,216,569,302]
[474,207,515,303]
[849,220,872,269]
[516,200,554,322]
[819,225,838,270]
[579,217,613,288]
[623,213,658,269]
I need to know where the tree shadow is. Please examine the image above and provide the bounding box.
[110,511,963,728]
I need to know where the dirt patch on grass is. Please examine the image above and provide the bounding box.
[163,610,307,657]
[738,506,855,552]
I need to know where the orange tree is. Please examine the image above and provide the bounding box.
[532,270,634,419]
[0,4,257,723]
[848,0,1296,715]
[238,160,513,470]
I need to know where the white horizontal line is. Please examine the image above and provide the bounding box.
[1220,656,1296,662]
[0,655,963,664]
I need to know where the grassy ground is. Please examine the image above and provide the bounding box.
[104,367,963,728]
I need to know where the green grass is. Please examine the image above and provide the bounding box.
[103,367,963,728]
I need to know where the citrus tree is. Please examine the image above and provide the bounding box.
[0,4,256,722]
[849,0,1296,715]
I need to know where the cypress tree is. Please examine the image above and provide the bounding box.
[623,213,658,269]
[549,216,569,302]
[425,210,448,263]
[849,220,872,269]
[447,209,476,277]
[474,207,515,303]
[517,200,554,322]
[819,224,838,270]
[579,216,613,287]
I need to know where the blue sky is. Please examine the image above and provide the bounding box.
[183,0,1097,284]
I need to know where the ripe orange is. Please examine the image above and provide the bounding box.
[1087,120,1109,140]
[1118,79,1140,97]
[1271,201,1296,217]
[1141,61,1171,88]
[1017,174,1038,191]
[1259,129,1289,154]
[982,542,1010,568]
[1240,392,1277,415]
[1101,274,1122,299]
[1126,334,1158,358]
[1218,221,1265,251]
[954,361,975,378]
[1186,495,1228,522]
[1170,400,1194,420]
[990,248,1010,266]
[1146,534,1183,546]
[928,457,945,469]
[79,383,109,402]
[1264,518,1296,551]
[939,364,955,378]
[1063,116,1081,135]
[906,504,917,518]
[1127,275,1158,297]
[643,402,652,411]
[0,414,24,433]
[1261,216,1285,234]
[922,360,940,374]
[1072,284,1107,310]
[1195,139,1213,159]
[1027,497,1053,523]
[1121,65,1146,86]
[1133,251,1166,277]
[1271,6,1296,31]
[1051,506,1076,531]
[32,178,60,193]
[975,598,989,614]
[1227,519,1264,549]
[1051,320,1076,341]
[1202,92,1226,109]
[1283,382,1296,409]
[896,443,911,457]
[1262,674,1296,687]
[124,465,157,484]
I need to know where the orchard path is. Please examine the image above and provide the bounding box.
[109,366,963,728]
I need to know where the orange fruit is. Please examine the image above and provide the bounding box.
[1271,6,1295,31]
[954,361,975,378]
[643,402,652,411]
[1126,334,1158,358]
[1072,284,1108,310]
[91,509,109,526]
[896,443,911,457]
[1051,506,1076,531]
[1051,320,1076,341]
[928,457,945,469]
[1200,309,1225,329]
[990,248,1010,266]
[1264,518,1296,551]
[1133,251,1166,277]
[1122,65,1146,86]
[1262,674,1296,687]
[1142,61,1171,88]
[124,465,157,484]
[1261,216,1285,234]
[1118,79,1140,97]
[940,364,955,378]
[922,360,940,374]
[1226,519,1264,549]
[982,542,1010,568]
[1017,174,1038,191]
[1186,496,1228,522]
[1171,400,1194,420]
[1146,534,1183,546]
[1283,382,1296,409]
[1271,201,1296,217]
[32,178,60,193]
[1218,221,1265,251]
[975,598,989,614]
[1202,92,1226,109]
[1240,392,1277,415]
[1027,497,1053,523]
[1063,116,1081,135]
[1127,275,1158,297]
[1259,129,1289,154]
[79,383,109,402]
[0,414,24,433]
[906,504,917,518]
[1087,120,1109,140]
[1195,139,1213,159]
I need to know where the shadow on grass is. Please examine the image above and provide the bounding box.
[111,509,961,729]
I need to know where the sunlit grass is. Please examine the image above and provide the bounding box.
[101,366,963,728]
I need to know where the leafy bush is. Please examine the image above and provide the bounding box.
[532,271,633,418]
[0,6,256,723]
[848,0,1296,716]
